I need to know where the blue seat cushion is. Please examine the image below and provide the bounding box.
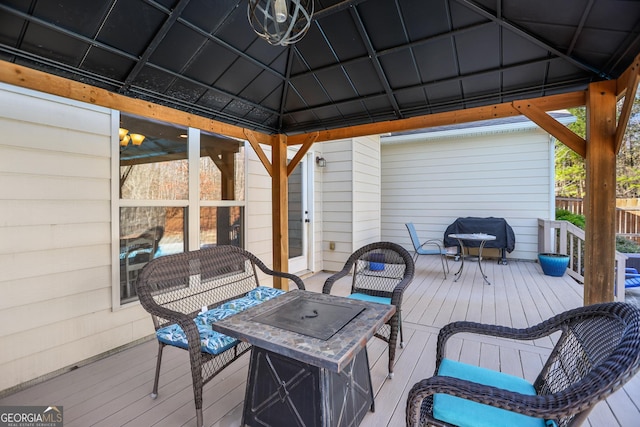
[433,358,556,427]
[246,286,285,301]
[155,289,288,355]
[347,293,391,305]
[194,307,239,326]
[220,296,261,312]
[156,323,238,355]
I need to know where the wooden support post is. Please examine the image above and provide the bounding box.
[272,134,289,290]
[584,80,617,305]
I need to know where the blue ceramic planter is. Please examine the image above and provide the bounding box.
[538,253,569,277]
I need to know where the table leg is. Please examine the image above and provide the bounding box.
[477,240,491,285]
[453,239,465,282]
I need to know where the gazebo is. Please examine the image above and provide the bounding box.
[1,0,639,306]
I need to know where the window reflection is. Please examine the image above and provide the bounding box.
[119,207,185,303]
[200,131,245,201]
[200,207,244,248]
[117,113,246,304]
[120,114,188,200]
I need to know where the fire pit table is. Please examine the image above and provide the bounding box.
[212,289,395,427]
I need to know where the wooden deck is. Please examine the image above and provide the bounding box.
[2,255,639,426]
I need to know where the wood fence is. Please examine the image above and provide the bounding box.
[556,197,640,242]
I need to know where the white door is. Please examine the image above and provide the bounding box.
[288,156,310,273]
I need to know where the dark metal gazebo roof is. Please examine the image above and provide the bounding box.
[1,0,639,135]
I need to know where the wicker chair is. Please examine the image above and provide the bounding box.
[406,302,640,427]
[136,245,305,427]
[322,241,415,378]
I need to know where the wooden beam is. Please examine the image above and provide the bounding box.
[0,59,275,143]
[272,134,289,289]
[584,80,618,305]
[615,56,640,153]
[0,59,589,151]
[287,91,586,145]
[287,132,319,176]
[512,100,586,157]
[244,130,273,177]
[616,52,640,97]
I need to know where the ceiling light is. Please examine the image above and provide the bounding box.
[119,128,145,147]
[248,0,314,46]
[120,134,131,147]
[130,133,146,146]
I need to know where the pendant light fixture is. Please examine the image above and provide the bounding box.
[248,0,314,46]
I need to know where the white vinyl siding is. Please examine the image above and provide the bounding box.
[321,137,381,271]
[0,83,278,392]
[320,140,353,271]
[381,129,553,261]
[352,135,381,249]
[0,83,153,391]
[246,145,273,262]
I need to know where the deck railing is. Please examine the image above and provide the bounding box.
[556,197,640,243]
[537,219,627,301]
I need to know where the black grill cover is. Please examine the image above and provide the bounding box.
[444,217,515,252]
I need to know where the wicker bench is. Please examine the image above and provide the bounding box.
[135,245,305,427]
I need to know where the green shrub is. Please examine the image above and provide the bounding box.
[555,208,585,229]
[616,235,640,253]
[554,208,640,252]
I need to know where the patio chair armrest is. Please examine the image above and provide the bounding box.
[136,299,204,364]
[137,296,199,333]
[391,275,414,306]
[248,252,306,290]
[417,239,443,252]
[435,320,561,368]
[406,375,567,427]
[322,264,353,294]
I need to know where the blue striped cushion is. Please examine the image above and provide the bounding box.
[246,286,285,301]
[155,289,287,356]
[156,323,238,355]
[220,297,261,312]
[195,307,239,326]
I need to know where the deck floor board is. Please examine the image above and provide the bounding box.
[2,256,638,426]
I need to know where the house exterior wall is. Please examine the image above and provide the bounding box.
[352,135,382,250]
[381,129,554,261]
[0,84,278,393]
[311,150,324,274]
[0,83,141,392]
[320,140,353,271]
[246,146,273,261]
[321,137,381,271]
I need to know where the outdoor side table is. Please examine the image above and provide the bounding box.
[448,233,496,285]
[212,289,395,427]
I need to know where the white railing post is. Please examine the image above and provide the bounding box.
[539,218,628,301]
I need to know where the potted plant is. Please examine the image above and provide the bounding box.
[538,253,570,277]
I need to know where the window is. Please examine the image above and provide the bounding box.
[116,113,245,305]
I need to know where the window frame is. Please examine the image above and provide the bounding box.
[111,111,247,309]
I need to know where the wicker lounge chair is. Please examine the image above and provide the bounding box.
[406,302,640,427]
[322,241,415,378]
[136,245,305,427]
